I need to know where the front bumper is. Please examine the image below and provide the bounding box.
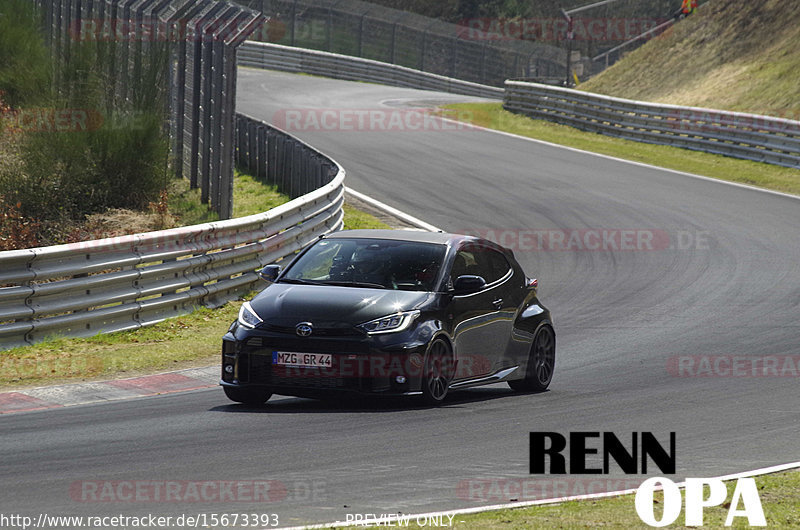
[220,322,429,396]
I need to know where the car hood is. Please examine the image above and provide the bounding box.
[249,283,434,328]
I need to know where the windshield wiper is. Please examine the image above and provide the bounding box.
[279,278,324,285]
[318,280,387,289]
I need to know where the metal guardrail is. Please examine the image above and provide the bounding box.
[0,114,345,350]
[238,41,504,100]
[504,80,800,169]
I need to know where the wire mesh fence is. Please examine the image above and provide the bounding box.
[236,0,691,85]
[31,0,265,220]
[235,0,568,86]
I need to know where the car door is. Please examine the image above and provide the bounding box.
[448,243,515,381]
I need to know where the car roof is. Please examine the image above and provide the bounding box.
[324,229,466,246]
[323,230,515,261]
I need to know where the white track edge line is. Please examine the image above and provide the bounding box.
[437,116,800,202]
[345,188,442,232]
[274,461,800,530]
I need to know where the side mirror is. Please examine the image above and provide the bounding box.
[453,275,486,295]
[258,264,281,283]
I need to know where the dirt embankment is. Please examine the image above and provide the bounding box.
[580,0,800,119]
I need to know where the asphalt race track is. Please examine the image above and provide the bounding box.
[2,67,799,526]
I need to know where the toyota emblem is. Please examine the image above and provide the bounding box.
[295,322,313,337]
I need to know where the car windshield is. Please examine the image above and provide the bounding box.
[281,238,446,291]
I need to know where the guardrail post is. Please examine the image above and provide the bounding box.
[274,134,285,190]
[480,41,488,85]
[420,30,426,71]
[358,12,365,57]
[390,22,397,64]
[246,119,257,174]
[265,127,275,183]
[288,141,299,198]
[326,6,333,51]
[302,144,310,195]
[289,0,296,46]
[257,125,268,181]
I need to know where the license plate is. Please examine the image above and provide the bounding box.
[272,351,333,368]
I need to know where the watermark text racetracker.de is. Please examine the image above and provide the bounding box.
[271,108,480,133]
[69,479,325,503]
[69,17,307,44]
[269,352,490,380]
[0,512,279,529]
[457,477,643,502]
[70,16,266,43]
[458,228,710,252]
[668,355,800,378]
[0,108,103,133]
[456,17,668,42]
[1,108,153,134]
[1,355,103,381]
[663,109,800,135]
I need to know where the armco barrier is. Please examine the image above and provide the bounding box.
[238,41,504,100]
[0,114,344,350]
[504,80,800,169]
[239,43,799,169]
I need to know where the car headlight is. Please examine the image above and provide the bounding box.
[238,301,263,328]
[358,310,420,334]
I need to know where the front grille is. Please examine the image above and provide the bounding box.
[243,336,370,354]
[258,323,362,337]
[234,332,396,392]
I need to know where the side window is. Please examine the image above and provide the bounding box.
[450,250,473,284]
[451,245,511,285]
[474,248,511,284]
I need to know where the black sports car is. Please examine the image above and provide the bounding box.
[221,229,555,405]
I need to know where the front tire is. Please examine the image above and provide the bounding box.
[223,386,272,405]
[509,325,555,392]
[421,338,455,405]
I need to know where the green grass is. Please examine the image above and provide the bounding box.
[0,170,389,388]
[440,103,800,196]
[167,169,287,226]
[343,203,391,230]
[333,471,800,529]
[167,178,219,226]
[232,170,288,217]
[0,305,240,389]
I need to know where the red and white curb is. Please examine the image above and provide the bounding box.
[0,366,218,414]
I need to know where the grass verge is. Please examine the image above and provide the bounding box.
[0,171,389,389]
[0,305,240,389]
[335,470,800,529]
[441,103,800,196]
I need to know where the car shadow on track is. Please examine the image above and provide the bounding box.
[209,385,549,414]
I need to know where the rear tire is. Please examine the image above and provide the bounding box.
[223,386,272,405]
[508,325,555,392]
[421,338,455,405]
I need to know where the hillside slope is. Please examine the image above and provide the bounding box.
[580,0,800,119]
